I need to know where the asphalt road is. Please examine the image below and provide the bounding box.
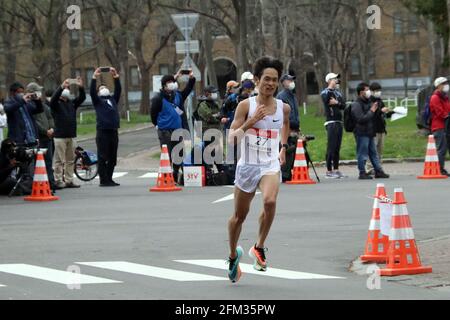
[0,172,449,300]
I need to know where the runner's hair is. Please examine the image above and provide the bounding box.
[253,56,283,80]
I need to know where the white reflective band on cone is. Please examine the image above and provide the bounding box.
[427,143,436,150]
[33,174,49,182]
[161,153,170,161]
[297,148,305,154]
[393,204,409,216]
[35,160,46,168]
[159,167,173,174]
[389,228,415,241]
[425,155,439,162]
[294,160,307,167]
[369,220,380,231]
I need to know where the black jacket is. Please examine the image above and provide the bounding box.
[90,78,121,130]
[4,96,43,144]
[0,151,14,183]
[150,78,196,130]
[50,87,86,138]
[370,97,394,134]
[352,97,376,137]
[321,88,346,122]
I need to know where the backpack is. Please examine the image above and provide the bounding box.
[344,104,356,133]
[422,95,432,127]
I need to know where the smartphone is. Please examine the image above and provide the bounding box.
[100,67,111,73]
[180,69,191,75]
[68,79,78,85]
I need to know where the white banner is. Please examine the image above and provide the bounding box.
[379,202,393,236]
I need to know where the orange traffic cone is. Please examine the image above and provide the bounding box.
[150,145,182,193]
[286,139,316,185]
[379,188,432,276]
[418,135,447,180]
[25,151,59,202]
[360,184,390,263]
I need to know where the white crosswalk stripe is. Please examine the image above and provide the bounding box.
[95,172,129,180]
[175,260,345,280]
[213,192,261,204]
[0,264,122,285]
[76,261,228,282]
[138,173,159,179]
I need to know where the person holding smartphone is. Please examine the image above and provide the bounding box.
[351,83,390,180]
[90,67,122,187]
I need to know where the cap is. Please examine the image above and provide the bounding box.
[26,82,44,93]
[280,74,296,83]
[226,81,240,90]
[325,73,340,83]
[204,85,219,94]
[434,77,449,88]
[241,72,254,82]
[161,75,176,88]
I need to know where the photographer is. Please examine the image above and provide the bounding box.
[4,82,43,146]
[28,83,56,192]
[321,73,346,179]
[51,77,86,189]
[0,99,6,142]
[90,67,121,187]
[0,139,17,195]
[196,85,224,173]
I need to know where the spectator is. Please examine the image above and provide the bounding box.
[225,81,240,99]
[150,70,196,183]
[351,82,390,180]
[50,77,86,189]
[0,139,17,195]
[0,99,6,142]
[277,74,301,182]
[321,73,346,179]
[28,83,56,192]
[197,85,224,173]
[429,77,450,176]
[367,82,394,174]
[90,67,122,187]
[4,82,43,146]
[241,71,254,83]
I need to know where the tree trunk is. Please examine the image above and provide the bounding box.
[200,0,218,87]
[140,69,151,115]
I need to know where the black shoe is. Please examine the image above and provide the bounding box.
[359,172,373,180]
[441,169,450,177]
[110,180,121,186]
[375,171,390,179]
[100,182,116,187]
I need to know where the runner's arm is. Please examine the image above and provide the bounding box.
[228,100,252,145]
[281,103,291,147]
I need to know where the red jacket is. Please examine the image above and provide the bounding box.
[430,90,450,132]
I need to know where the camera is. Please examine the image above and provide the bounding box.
[7,146,35,164]
[301,135,316,142]
[100,67,111,73]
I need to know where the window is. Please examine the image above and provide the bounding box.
[130,66,140,87]
[351,56,361,76]
[85,68,95,85]
[393,13,404,35]
[395,52,406,73]
[70,30,80,47]
[409,51,420,73]
[408,15,419,33]
[159,64,170,76]
[83,31,94,48]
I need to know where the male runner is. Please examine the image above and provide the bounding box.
[227,57,290,283]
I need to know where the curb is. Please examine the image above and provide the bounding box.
[77,123,155,143]
[314,158,424,167]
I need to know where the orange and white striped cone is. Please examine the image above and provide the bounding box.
[418,135,447,179]
[24,151,59,202]
[360,184,390,263]
[286,139,316,185]
[150,145,182,193]
[379,188,432,276]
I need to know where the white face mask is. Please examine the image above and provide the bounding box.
[211,93,219,100]
[335,84,341,90]
[364,90,372,99]
[36,91,42,99]
[99,88,111,97]
[61,89,71,99]
[166,82,179,92]
[17,93,25,99]
[288,82,296,91]
[443,85,450,93]
[373,91,382,98]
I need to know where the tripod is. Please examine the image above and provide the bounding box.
[303,142,321,183]
[8,161,33,197]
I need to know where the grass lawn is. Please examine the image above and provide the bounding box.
[301,104,429,162]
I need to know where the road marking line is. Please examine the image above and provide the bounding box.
[95,172,129,180]
[0,284,5,287]
[139,173,159,179]
[213,192,261,204]
[175,260,345,280]
[0,264,121,285]
[76,261,228,282]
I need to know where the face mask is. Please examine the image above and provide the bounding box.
[35,91,42,99]
[335,84,341,90]
[373,91,382,98]
[17,93,25,99]
[99,88,111,97]
[443,85,450,93]
[211,93,219,100]
[288,82,296,91]
[364,90,372,99]
[166,82,179,92]
[61,89,71,99]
